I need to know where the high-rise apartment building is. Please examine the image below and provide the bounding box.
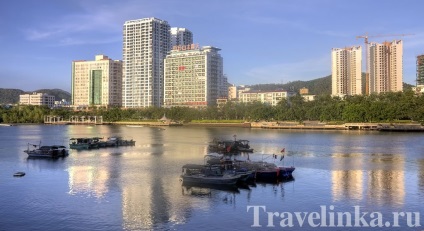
[123,17,171,108]
[163,45,226,107]
[170,27,193,47]
[369,40,403,93]
[331,46,362,96]
[71,55,122,107]
[417,54,424,86]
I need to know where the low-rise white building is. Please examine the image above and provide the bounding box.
[239,90,294,106]
[19,92,55,108]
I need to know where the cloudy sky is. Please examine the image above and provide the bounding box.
[1,0,423,92]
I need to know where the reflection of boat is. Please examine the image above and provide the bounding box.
[13,172,26,177]
[180,164,240,185]
[105,137,136,147]
[24,143,69,158]
[126,125,144,128]
[181,182,240,195]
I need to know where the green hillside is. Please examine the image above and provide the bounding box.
[0,88,71,104]
[250,74,414,95]
[0,89,25,104]
[249,75,330,95]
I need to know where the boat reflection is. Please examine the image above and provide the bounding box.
[419,159,424,196]
[181,182,240,195]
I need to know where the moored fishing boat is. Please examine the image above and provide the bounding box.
[24,143,69,158]
[180,164,240,185]
[69,138,98,150]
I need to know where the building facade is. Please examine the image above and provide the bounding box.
[122,17,171,108]
[71,55,122,107]
[228,84,237,100]
[170,27,193,47]
[239,90,293,106]
[331,46,362,96]
[20,92,55,108]
[417,54,424,86]
[163,45,226,107]
[369,40,403,93]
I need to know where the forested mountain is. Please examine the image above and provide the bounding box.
[249,75,331,95]
[34,89,71,102]
[0,89,24,104]
[0,88,71,104]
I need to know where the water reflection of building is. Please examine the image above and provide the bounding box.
[331,153,363,202]
[67,126,221,229]
[367,154,405,207]
[121,127,195,230]
[68,166,110,198]
[419,159,424,195]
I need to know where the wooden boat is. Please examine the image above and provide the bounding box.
[24,143,68,158]
[69,138,96,149]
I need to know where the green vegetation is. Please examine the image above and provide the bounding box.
[2,90,424,124]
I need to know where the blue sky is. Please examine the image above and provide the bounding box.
[1,0,423,92]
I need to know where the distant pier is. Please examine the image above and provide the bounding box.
[44,116,103,125]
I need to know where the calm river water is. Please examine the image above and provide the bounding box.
[0,125,423,230]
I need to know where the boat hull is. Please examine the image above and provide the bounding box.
[278,166,295,179]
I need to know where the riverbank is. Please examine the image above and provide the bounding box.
[10,120,424,132]
[109,121,424,131]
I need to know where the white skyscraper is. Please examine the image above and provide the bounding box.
[164,45,226,107]
[369,40,403,93]
[331,46,362,96]
[170,27,193,48]
[122,17,171,108]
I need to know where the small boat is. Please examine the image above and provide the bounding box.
[69,137,103,149]
[180,164,240,185]
[13,172,26,177]
[24,143,69,158]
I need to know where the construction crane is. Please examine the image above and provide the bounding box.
[356,33,414,95]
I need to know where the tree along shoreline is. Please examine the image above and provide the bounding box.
[1,91,424,125]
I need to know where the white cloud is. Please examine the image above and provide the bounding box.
[22,0,157,45]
